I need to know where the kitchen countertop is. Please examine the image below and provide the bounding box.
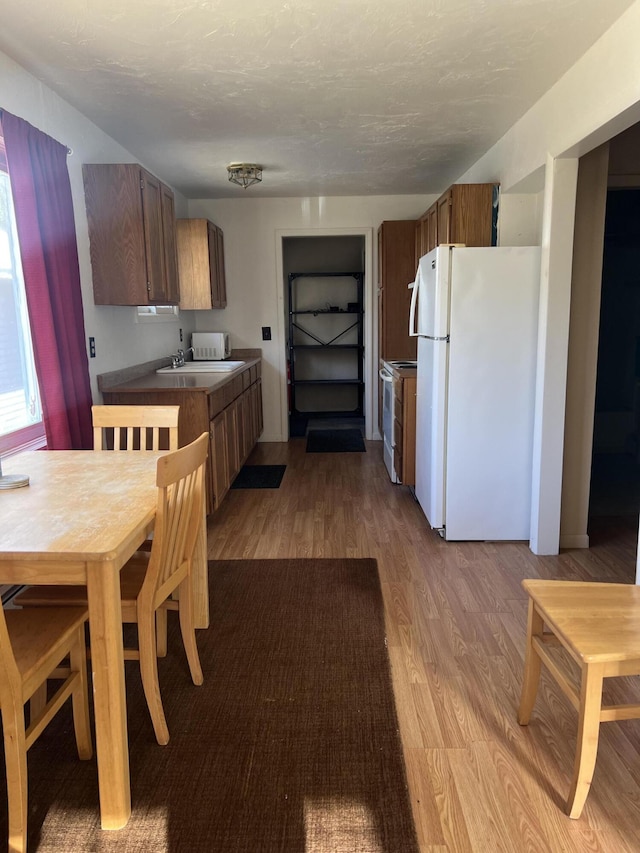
[381,359,417,379]
[98,350,261,395]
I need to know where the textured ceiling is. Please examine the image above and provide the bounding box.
[0,0,634,198]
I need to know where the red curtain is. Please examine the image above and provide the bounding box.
[1,110,92,450]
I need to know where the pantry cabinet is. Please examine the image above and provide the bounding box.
[377,221,417,363]
[82,163,179,306]
[177,218,227,310]
[377,221,416,434]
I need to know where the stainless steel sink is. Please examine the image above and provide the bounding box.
[156,360,245,374]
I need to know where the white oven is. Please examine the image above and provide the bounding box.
[380,365,398,483]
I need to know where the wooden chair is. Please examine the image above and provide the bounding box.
[518,579,640,819]
[93,403,181,649]
[91,404,180,452]
[0,603,92,852]
[16,432,209,746]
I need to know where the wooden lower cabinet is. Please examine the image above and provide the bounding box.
[393,374,416,486]
[103,362,262,515]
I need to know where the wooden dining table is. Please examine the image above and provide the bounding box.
[0,449,166,830]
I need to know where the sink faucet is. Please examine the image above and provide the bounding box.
[170,349,185,368]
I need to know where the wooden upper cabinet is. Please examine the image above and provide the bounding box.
[177,218,227,310]
[415,205,439,266]
[419,183,497,254]
[82,163,179,306]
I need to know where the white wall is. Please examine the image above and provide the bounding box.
[187,195,435,441]
[452,1,640,554]
[0,49,195,403]
[497,193,544,246]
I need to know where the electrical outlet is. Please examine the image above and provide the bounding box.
[179,328,183,342]
[262,326,272,341]
[89,337,96,358]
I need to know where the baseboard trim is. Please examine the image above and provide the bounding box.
[559,533,590,549]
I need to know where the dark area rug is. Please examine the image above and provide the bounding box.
[0,558,418,853]
[306,428,366,453]
[231,464,286,489]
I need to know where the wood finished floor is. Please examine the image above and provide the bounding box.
[206,437,640,853]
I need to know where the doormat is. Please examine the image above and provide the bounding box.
[9,559,420,852]
[231,464,286,489]
[306,428,366,453]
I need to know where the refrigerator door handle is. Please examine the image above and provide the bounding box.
[422,334,450,342]
[408,270,420,337]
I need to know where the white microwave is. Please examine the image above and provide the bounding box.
[191,332,230,360]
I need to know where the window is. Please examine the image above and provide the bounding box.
[136,305,180,323]
[0,140,45,454]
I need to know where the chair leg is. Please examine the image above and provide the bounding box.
[566,662,604,819]
[156,608,168,658]
[178,577,203,686]
[138,609,170,745]
[518,599,543,725]
[69,625,93,760]
[2,705,28,853]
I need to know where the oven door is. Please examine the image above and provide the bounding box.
[379,367,398,483]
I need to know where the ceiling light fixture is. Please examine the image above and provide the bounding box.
[227,163,263,190]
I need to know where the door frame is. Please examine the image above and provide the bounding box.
[275,227,376,440]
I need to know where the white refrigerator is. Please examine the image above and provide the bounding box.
[409,245,541,541]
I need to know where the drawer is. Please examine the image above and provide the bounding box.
[208,388,225,420]
[222,375,242,407]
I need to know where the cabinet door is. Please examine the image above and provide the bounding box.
[403,376,417,486]
[427,205,438,251]
[254,378,263,436]
[250,380,263,445]
[177,219,213,310]
[415,215,430,266]
[378,221,416,361]
[209,411,229,511]
[225,399,240,482]
[437,191,452,245]
[160,183,180,304]
[448,183,496,247]
[140,169,167,303]
[83,163,149,305]
[208,223,227,309]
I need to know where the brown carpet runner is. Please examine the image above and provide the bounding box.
[0,558,419,852]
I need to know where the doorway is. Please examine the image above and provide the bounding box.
[589,188,640,519]
[279,233,370,440]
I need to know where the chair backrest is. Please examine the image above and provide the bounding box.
[92,405,180,451]
[141,432,209,606]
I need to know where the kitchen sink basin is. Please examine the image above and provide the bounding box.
[156,360,245,374]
